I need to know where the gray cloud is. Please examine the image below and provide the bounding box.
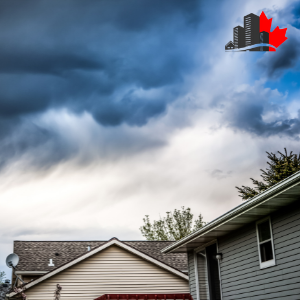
[291,1,300,29]
[0,119,76,170]
[0,0,203,168]
[216,85,300,138]
[0,0,200,125]
[256,26,300,79]
[209,169,232,180]
[256,0,300,79]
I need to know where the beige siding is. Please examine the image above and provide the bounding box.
[20,245,189,300]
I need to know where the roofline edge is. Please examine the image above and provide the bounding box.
[162,170,300,253]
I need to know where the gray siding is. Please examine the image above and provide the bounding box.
[196,252,209,300]
[188,251,198,300]
[218,202,300,300]
[187,251,209,300]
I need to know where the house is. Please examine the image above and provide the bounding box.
[8,238,190,300]
[225,41,234,50]
[162,171,300,299]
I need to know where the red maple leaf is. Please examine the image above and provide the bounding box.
[260,11,272,33]
[270,26,288,48]
[260,11,288,51]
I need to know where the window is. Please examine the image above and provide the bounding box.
[256,217,276,269]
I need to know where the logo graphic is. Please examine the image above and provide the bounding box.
[225,12,288,51]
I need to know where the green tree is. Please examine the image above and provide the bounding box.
[0,271,6,284]
[140,207,205,241]
[236,148,300,200]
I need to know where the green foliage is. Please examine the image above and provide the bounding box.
[140,207,205,241]
[0,271,6,284]
[236,148,300,200]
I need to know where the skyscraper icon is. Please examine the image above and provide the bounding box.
[233,26,245,49]
[244,13,260,51]
[225,13,262,51]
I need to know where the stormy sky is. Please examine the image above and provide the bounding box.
[1,0,300,276]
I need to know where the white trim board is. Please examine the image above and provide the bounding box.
[8,239,188,298]
[15,271,47,275]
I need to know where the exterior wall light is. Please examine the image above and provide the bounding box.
[216,253,223,261]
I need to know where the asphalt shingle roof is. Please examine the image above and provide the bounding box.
[14,240,188,273]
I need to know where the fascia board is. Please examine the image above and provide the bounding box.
[162,171,300,254]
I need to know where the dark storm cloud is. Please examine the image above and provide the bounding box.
[245,5,300,139]
[92,90,168,126]
[0,0,200,124]
[228,101,300,136]
[0,118,78,169]
[0,0,202,167]
[256,27,300,79]
[256,1,300,80]
[220,88,300,138]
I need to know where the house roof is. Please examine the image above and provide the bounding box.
[9,238,189,297]
[162,171,300,253]
[14,239,188,273]
[9,239,189,298]
[225,41,234,46]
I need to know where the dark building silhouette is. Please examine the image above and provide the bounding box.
[225,12,271,52]
[233,26,245,49]
[225,41,234,50]
[244,13,260,51]
[260,31,269,51]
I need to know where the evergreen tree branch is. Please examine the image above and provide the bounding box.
[236,148,300,200]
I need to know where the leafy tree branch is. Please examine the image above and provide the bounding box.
[140,207,205,241]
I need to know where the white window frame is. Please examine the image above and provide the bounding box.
[256,216,276,269]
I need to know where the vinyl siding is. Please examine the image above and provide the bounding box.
[196,252,209,300]
[187,251,209,300]
[18,245,189,300]
[187,252,197,300]
[218,201,300,300]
